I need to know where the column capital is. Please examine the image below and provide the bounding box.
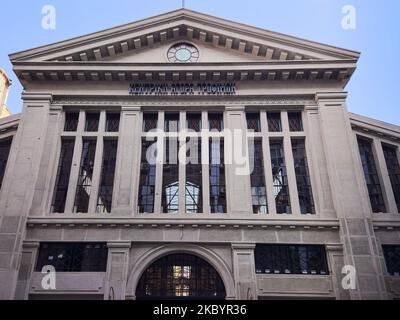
[22,241,40,249]
[107,241,132,249]
[121,105,141,113]
[21,92,53,103]
[225,105,245,112]
[316,92,348,104]
[231,243,256,250]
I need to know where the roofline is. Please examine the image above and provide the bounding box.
[349,112,400,135]
[9,9,360,62]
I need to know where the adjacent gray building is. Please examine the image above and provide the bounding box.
[0,9,399,300]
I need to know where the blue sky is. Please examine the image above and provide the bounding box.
[1,0,399,124]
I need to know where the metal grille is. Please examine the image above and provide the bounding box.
[292,139,315,214]
[136,254,226,300]
[288,112,303,132]
[64,112,79,132]
[143,113,158,132]
[270,140,291,214]
[246,113,261,132]
[186,114,202,132]
[73,139,97,213]
[209,139,226,213]
[165,113,180,132]
[383,245,400,276]
[85,113,100,132]
[51,139,75,213]
[106,113,120,132]
[255,244,329,275]
[162,138,179,213]
[267,112,282,132]
[249,139,268,214]
[139,139,157,213]
[36,242,108,272]
[382,144,400,212]
[208,113,223,131]
[186,138,202,213]
[96,139,118,213]
[0,138,12,190]
[358,137,386,213]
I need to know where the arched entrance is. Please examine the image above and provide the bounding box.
[135,253,226,300]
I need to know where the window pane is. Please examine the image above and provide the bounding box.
[143,113,158,132]
[255,244,329,275]
[0,138,12,190]
[270,140,291,214]
[106,113,120,132]
[186,113,202,132]
[36,243,108,272]
[209,139,226,213]
[139,139,157,213]
[73,139,97,213]
[162,138,179,213]
[292,139,315,214]
[208,113,223,132]
[165,113,180,132]
[383,245,400,276]
[96,139,118,213]
[186,138,202,213]
[85,113,100,132]
[357,138,386,213]
[288,112,303,132]
[382,144,400,213]
[267,112,282,132]
[64,112,79,132]
[51,139,75,213]
[249,139,267,213]
[246,112,261,132]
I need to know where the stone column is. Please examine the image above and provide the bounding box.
[104,241,131,300]
[231,243,257,300]
[0,93,52,299]
[317,92,387,299]
[113,106,141,215]
[225,106,252,215]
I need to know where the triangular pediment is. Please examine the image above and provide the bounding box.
[9,9,359,64]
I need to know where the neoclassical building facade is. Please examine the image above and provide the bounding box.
[0,9,399,300]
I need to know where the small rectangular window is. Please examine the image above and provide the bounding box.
[357,137,386,213]
[0,138,12,190]
[51,139,75,213]
[96,139,118,213]
[267,112,282,132]
[382,144,400,213]
[383,245,400,276]
[143,113,158,132]
[288,112,303,132]
[138,139,157,213]
[186,113,202,132]
[36,243,108,272]
[106,113,120,132]
[85,113,100,132]
[73,139,97,213]
[209,139,226,213]
[165,113,180,132]
[246,112,261,132]
[208,113,224,132]
[255,244,329,275]
[64,112,79,132]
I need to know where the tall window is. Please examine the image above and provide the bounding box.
[249,139,267,213]
[292,139,315,214]
[162,138,179,213]
[186,113,201,132]
[51,139,75,213]
[288,112,303,132]
[382,245,400,276]
[139,139,157,213]
[36,243,108,272]
[165,113,180,132]
[267,112,282,132]
[357,137,386,213]
[186,138,202,213]
[96,139,118,213]
[209,139,226,213]
[208,113,224,132]
[382,144,400,213]
[246,112,261,132]
[85,113,100,132]
[73,139,97,213]
[0,138,12,190]
[270,140,291,214]
[255,244,329,275]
